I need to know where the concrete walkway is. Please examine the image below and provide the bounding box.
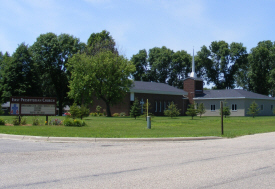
[0,133,223,142]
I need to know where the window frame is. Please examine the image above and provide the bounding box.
[261,104,264,111]
[211,104,215,111]
[232,104,237,111]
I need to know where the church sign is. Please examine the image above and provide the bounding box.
[10,97,56,116]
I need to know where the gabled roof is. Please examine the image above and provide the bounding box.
[130,81,188,96]
[194,89,275,100]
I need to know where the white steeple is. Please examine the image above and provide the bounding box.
[190,48,197,78]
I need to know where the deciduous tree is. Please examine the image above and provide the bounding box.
[31,33,85,115]
[197,41,247,89]
[67,51,135,117]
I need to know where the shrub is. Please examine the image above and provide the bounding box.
[63,119,73,126]
[112,113,119,117]
[98,113,103,116]
[185,103,198,119]
[63,118,85,127]
[21,118,27,125]
[130,98,141,119]
[90,112,97,116]
[13,117,20,126]
[0,118,5,125]
[164,102,181,118]
[32,118,40,126]
[120,112,126,117]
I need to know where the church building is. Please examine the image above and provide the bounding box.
[90,49,275,116]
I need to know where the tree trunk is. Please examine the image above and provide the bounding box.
[58,100,63,116]
[106,102,112,117]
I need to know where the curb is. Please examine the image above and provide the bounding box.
[0,134,223,143]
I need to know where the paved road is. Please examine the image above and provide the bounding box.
[1,133,275,189]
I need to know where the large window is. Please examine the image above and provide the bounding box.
[211,105,215,111]
[271,105,273,111]
[232,104,237,111]
[159,101,162,112]
[155,101,158,112]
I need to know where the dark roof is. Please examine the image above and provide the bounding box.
[194,89,275,100]
[130,81,188,96]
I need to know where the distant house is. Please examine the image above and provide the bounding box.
[89,81,189,116]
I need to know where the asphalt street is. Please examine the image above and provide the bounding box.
[1,133,275,189]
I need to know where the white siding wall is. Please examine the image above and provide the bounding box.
[244,99,275,116]
[194,99,275,116]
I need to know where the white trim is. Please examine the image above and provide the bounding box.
[211,104,216,111]
[232,104,237,111]
[130,92,135,101]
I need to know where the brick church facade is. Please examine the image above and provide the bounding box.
[89,81,193,116]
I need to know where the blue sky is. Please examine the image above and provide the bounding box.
[1,0,274,59]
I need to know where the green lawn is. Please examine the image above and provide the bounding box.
[0,115,275,138]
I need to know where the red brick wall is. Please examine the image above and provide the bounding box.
[89,93,188,116]
[183,78,203,104]
[183,78,195,104]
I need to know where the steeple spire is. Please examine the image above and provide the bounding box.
[190,47,197,78]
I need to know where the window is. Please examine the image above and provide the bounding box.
[271,105,273,111]
[164,101,167,110]
[159,101,162,112]
[261,105,264,111]
[155,101,158,112]
[232,104,237,111]
[211,105,215,111]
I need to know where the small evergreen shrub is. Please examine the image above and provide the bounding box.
[112,113,119,117]
[21,118,27,125]
[0,118,5,125]
[32,118,40,126]
[13,117,20,125]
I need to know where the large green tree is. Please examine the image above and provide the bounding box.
[131,47,191,89]
[87,30,117,55]
[31,33,85,115]
[1,43,41,102]
[0,52,12,103]
[131,49,148,81]
[197,41,247,89]
[169,50,192,88]
[247,41,275,96]
[67,51,135,117]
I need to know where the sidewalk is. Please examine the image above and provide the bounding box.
[0,133,223,142]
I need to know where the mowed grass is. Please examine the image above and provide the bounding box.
[0,116,275,138]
